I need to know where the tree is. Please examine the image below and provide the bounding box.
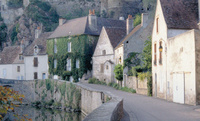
[141,36,152,71]
[0,86,31,120]
[114,64,123,87]
[134,14,141,27]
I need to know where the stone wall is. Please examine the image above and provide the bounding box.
[125,76,148,95]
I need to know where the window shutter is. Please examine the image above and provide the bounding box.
[34,57,38,67]
[100,64,104,73]
[34,72,38,79]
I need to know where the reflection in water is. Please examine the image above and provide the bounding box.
[4,106,85,121]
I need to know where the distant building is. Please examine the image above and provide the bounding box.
[115,13,154,87]
[47,10,126,82]
[92,27,126,83]
[23,31,52,80]
[152,0,200,105]
[0,46,25,80]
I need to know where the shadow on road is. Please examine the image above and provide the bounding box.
[121,109,130,121]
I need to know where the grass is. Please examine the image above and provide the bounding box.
[88,78,136,94]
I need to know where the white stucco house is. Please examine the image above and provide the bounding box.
[92,27,126,84]
[23,32,52,80]
[0,46,25,80]
[152,0,200,105]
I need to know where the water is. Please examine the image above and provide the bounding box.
[4,106,85,121]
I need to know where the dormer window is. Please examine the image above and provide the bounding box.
[34,45,38,55]
[19,54,24,60]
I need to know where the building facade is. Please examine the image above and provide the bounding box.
[152,0,200,105]
[47,10,126,82]
[92,27,126,83]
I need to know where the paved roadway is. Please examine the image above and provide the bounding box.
[79,82,200,121]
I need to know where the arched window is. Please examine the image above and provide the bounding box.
[156,17,159,33]
[154,43,157,65]
[159,41,163,65]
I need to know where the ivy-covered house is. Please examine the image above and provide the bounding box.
[47,10,126,82]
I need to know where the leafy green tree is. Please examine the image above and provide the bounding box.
[134,14,141,27]
[114,64,123,87]
[141,36,152,71]
[124,52,141,69]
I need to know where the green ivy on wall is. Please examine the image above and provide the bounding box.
[47,35,98,82]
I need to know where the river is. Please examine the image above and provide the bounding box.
[3,106,85,121]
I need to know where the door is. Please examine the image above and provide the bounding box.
[3,69,6,78]
[42,73,46,80]
[155,73,157,97]
[173,73,184,104]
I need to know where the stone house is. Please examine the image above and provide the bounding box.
[23,31,52,80]
[0,45,25,80]
[152,0,200,105]
[92,27,126,83]
[115,13,154,87]
[47,10,126,82]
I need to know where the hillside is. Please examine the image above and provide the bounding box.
[0,0,156,50]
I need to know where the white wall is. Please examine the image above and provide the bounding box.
[12,64,25,80]
[0,64,24,80]
[24,55,49,80]
[152,0,168,99]
[93,27,115,82]
[0,64,13,79]
[167,30,196,104]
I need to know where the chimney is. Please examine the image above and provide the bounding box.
[88,9,97,31]
[20,40,25,53]
[141,13,148,28]
[59,18,66,26]
[35,26,42,39]
[126,15,134,35]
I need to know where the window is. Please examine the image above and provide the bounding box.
[19,54,23,60]
[100,64,104,73]
[106,65,109,70]
[42,73,46,80]
[68,42,71,52]
[34,57,38,67]
[102,50,106,55]
[17,66,20,72]
[54,40,57,53]
[159,41,163,65]
[66,58,71,71]
[156,17,159,33]
[154,43,157,65]
[54,59,57,69]
[76,59,80,68]
[34,72,38,79]
[34,46,38,55]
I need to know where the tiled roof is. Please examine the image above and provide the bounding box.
[48,16,126,39]
[160,0,199,29]
[0,46,22,64]
[23,32,52,56]
[104,27,126,48]
[115,24,142,49]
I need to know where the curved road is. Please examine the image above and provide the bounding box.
[79,82,200,121]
